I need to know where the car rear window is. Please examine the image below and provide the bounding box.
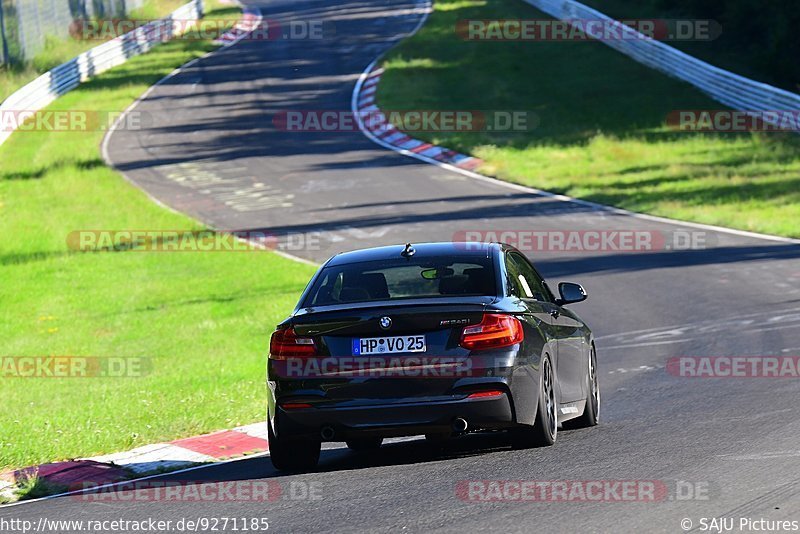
[302,256,496,307]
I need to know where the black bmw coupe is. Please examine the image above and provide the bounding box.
[267,242,598,470]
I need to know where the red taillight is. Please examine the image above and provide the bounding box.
[460,314,524,350]
[467,390,505,399]
[269,327,317,359]
[281,402,313,410]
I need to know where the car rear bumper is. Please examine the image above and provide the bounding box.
[272,394,514,440]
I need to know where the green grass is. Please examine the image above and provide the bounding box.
[578,0,800,94]
[0,0,191,102]
[377,0,800,237]
[11,472,69,502]
[0,1,316,471]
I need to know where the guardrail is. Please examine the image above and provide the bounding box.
[524,0,800,128]
[0,0,203,147]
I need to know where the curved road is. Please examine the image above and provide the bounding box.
[5,0,800,531]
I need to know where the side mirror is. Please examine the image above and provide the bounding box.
[557,282,587,305]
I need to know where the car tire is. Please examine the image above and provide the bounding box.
[346,438,383,451]
[568,345,599,428]
[268,420,321,471]
[511,353,557,448]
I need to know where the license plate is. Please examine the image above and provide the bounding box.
[353,335,426,355]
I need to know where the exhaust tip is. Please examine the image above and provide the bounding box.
[320,426,335,440]
[452,418,468,433]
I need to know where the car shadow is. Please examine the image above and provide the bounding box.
[103,432,524,490]
[207,434,506,481]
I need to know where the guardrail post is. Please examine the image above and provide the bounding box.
[0,0,9,65]
[0,0,209,146]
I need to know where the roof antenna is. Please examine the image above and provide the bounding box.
[401,242,415,257]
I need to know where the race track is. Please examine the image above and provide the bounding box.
[4,0,800,531]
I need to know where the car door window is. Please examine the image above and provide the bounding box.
[507,252,552,302]
[504,253,526,297]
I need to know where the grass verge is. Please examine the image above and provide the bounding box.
[578,0,800,94]
[0,0,189,102]
[0,1,315,471]
[377,0,800,237]
[10,472,69,502]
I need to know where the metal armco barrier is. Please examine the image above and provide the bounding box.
[0,0,203,147]
[524,0,800,128]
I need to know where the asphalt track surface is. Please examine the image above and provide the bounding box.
[5,0,800,531]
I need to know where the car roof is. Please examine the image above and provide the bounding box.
[325,242,500,267]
